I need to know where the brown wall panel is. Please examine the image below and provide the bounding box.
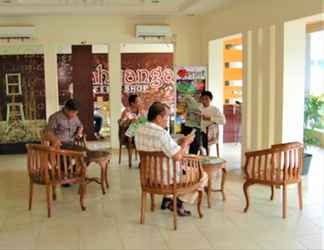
[71,45,95,139]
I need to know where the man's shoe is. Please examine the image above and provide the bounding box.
[176,198,184,208]
[61,184,71,188]
[167,203,191,216]
[177,207,191,217]
[161,197,172,210]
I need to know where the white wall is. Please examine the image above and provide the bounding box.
[120,43,174,53]
[0,0,322,150]
[282,19,307,143]
[208,39,224,155]
[0,15,202,148]
[202,0,323,157]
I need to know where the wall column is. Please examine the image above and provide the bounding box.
[282,19,306,143]
[109,42,122,149]
[242,23,285,155]
[208,40,224,154]
[44,43,59,120]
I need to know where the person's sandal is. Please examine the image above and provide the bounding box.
[168,203,191,216]
[177,207,191,216]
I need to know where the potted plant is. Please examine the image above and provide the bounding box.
[303,94,324,175]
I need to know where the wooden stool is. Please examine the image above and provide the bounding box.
[200,157,227,208]
[85,149,111,195]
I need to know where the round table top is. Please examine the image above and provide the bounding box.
[86,148,111,160]
[200,156,226,167]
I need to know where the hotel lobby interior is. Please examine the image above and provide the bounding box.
[0,0,323,249]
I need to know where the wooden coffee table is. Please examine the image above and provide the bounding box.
[85,149,111,195]
[200,157,227,208]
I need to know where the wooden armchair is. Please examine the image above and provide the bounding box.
[40,130,110,195]
[138,151,204,230]
[243,142,304,218]
[26,144,87,217]
[118,119,137,168]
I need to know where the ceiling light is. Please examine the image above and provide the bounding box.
[151,0,160,3]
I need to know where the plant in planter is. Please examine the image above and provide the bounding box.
[303,94,324,175]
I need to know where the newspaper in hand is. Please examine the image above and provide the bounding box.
[125,116,147,138]
[183,96,201,128]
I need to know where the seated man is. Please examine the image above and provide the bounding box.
[44,99,83,148]
[135,102,208,216]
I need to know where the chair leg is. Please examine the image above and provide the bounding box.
[105,162,109,189]
[216,143,220,158]
[282,184,287,219]
[118,145,122,164]
[172,196,177,230]
[140,191,147,224]
[221,168,227,201]
[100,163,106,195]
[207,175,212,208]
[80,183,86,211]
[243,181,251,213]
[197,190,203,218]
[46,185,52,218]
[270,185,275,201]
[127,147,133,168]
[150,194,155,212]
[52,184,57,201]
[28,180,34,211]
[298,181,303,210]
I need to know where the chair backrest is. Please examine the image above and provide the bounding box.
[207,123,219,145]
[244,142,304,183]
[118,119,132,145]
[40,129,50,146]
[27,143,86,184]
[138,151,203,192]
[271,142,304,181]
[27,144,52,184]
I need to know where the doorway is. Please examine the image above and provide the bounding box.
[56,44,110,144]
[208,34,243,170]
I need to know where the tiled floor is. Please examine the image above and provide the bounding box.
[0,143,323,250]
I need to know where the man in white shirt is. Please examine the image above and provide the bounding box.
[200,91,226,153]
[135,102,207,216]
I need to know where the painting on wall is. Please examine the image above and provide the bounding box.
[121,53,176,113]
[0,52,46,150]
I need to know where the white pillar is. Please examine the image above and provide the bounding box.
[242,23,285,154]
[44,43,59,120]
[208,40,224,155]
[109,42,122,149]
[282,19,306,143]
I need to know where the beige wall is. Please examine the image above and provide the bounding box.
[201,0,323,157]
[0,0,322,150]
[201,0,323,61]
[0,15,202,148]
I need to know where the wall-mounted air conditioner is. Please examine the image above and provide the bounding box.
[136,25,172,38]
[0,26,35,39]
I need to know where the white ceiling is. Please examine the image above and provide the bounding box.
[0,0,236,16]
